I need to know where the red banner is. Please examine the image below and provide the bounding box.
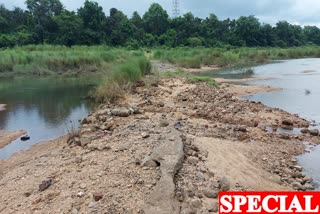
[219,192,320,214]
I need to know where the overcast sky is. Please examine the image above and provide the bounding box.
[2,0,320,26]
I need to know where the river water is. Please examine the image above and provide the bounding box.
[0,76,98,160]
[202,58,320,188]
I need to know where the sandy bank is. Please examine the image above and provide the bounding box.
[214,77,274,83]
[186,65,221,73]
[0,104,6,111]
[0,130,27,149]
[0,76,318,213]
[222,83,282,96]
[303,70,318,74]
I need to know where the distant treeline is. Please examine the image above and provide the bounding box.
[1,0,320,48]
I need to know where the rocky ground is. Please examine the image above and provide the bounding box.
[0,73,320,213]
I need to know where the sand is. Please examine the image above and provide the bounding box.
[0,130,27,149]
[222,83,282,96]
[303,70,318,74]
[214,77,274,83]
[186,65,221,73]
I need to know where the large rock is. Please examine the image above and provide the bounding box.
[39,179,52,192]
[219,177,231,191]
[300,129,310,134]
[142,130,184,214]
[111,108,131,117]
[282,120,294,126]
[203,189,218,199]
[281,119,294,130]
[309,129,319,136]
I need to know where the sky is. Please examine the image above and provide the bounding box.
[1,0,320,26]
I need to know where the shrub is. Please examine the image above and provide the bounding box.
[188,75,218,88]
[94,57,151,102]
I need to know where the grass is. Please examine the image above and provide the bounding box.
[188,76,219,88]
[160,69,187,78]
[0,45,145,75]
[153,46,320,69]
[94,57,151,102]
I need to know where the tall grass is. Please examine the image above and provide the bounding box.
[153,46,320,69]
[0,45,144,75]
[94,57,151,102]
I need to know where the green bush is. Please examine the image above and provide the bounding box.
[95,56,152,102]
[188,75,218,88]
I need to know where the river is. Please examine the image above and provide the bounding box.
[0,76,98,160]
[202,58,320,189]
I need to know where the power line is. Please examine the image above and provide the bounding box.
[172,0,180,18]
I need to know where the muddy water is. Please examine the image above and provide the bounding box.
[202,58,320,189]
[0,76,98,160]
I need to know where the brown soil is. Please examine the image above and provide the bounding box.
[0,130,27,149]
[0,75,319,213]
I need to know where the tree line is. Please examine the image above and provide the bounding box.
[1,0,320,48]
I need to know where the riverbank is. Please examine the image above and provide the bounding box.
[221,83,282,96]
[1,75,319,213]
[0,130,27,149]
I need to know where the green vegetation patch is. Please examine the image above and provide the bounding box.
[152,46,320,69]
[94,57,151,102]
[0,45,144,75]
[160,69,187,78]
[188,75,219,88]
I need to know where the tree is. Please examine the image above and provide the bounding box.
[78,0,105,31]
[106,8,134,46]
[25,0,64,43]
[275,21,305,47]
[78,0,106,44]
[158,29,177,47]
[234,16,261,46]
[259,24,276,46]
[143,3,169,35]
[25,0,63,22]
[142,33,157,47]
[0,1,318,48]
[131,11,143,29]
[202,14,222,46]
[53,11,83,46]
[171,12,202,45]
[0,5,10,33]
[304,26,320,45]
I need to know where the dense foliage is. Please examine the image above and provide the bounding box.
[1,0,320,48]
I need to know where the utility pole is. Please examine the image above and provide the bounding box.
[172,0,180,18]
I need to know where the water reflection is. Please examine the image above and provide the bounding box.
[0,76,98,159]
